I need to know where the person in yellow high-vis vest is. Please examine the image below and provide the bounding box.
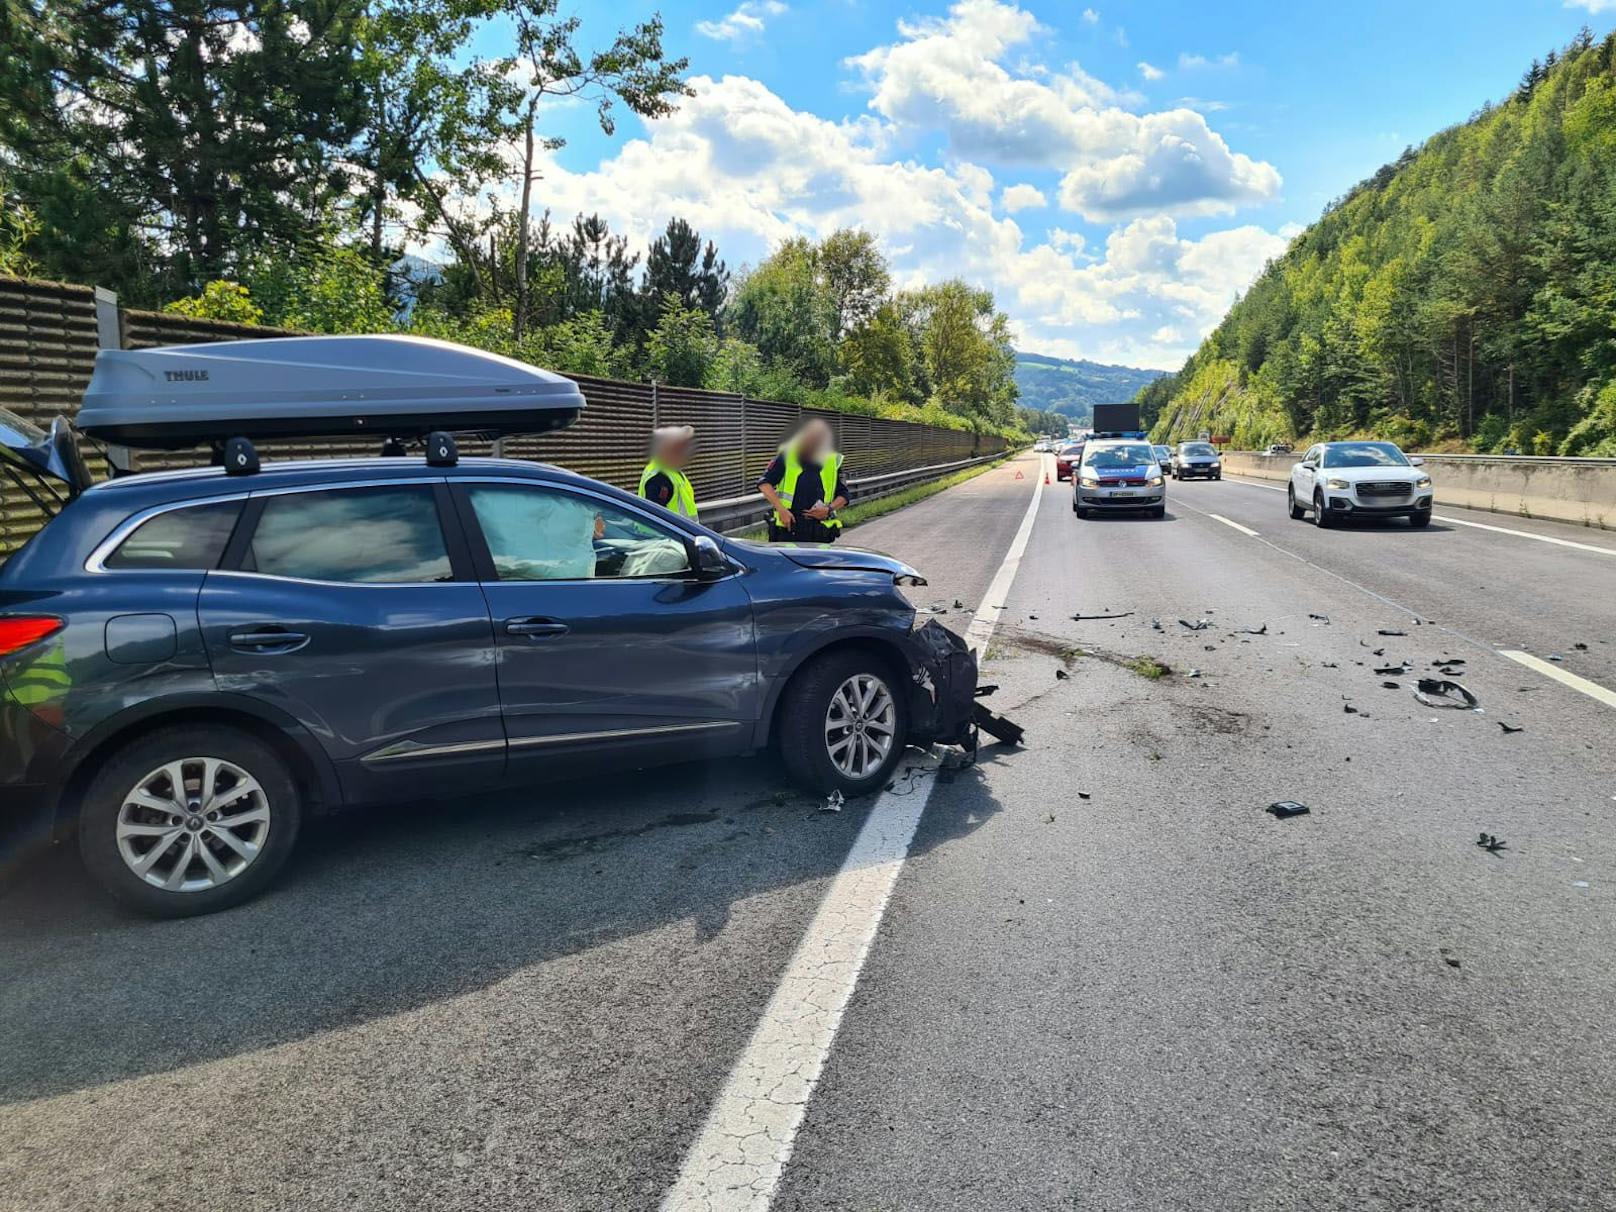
[637,425,699,522]
[758,419,849,543]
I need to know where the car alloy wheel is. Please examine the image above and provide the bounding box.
[824,673,897,780]
[1314,490,1334,528]
[115,757,271,892]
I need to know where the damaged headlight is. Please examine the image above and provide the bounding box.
[894,571,927,587]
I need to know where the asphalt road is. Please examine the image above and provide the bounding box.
[4,453,1615,1211]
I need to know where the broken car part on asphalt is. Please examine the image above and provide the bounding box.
[1414,679,1480,710]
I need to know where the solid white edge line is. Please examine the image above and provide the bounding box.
[1206,513,1259,537]
[660,454,1045,1212]
[1435,514,1616,557]
[1498,650,1616,710]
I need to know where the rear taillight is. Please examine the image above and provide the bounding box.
[0,617,63,658]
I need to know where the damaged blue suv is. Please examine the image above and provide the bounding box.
[0,336,980,916]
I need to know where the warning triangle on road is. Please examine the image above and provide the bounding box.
[1014,470,1024,480]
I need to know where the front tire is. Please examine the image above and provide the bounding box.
[1288,485,1306,520]
[1409,510,1431,528]
[779,652,908,797]
[78,725,302,917]
[1313,490,1335,529]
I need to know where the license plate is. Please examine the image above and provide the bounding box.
[1111,491,1136,498]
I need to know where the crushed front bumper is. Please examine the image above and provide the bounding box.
[902,621,981,747]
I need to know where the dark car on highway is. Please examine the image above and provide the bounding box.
[0,337,979,917]
[1171,441,1223,480]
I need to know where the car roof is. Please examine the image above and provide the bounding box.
[79,455,590,505]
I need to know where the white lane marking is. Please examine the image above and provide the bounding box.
[1206,513,1259,537]
[660,457,1044,1212]
[965,456,1047,653]
[1225,476,1616,556]
[1435,514,1616,558]
[1498,651,1616,710]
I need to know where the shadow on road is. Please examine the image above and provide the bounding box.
[0,745,1006,1105]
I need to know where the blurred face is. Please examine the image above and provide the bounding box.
[798,422,831,459]
[657,437,693,468]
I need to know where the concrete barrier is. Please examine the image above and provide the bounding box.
[1219,451,1616,530]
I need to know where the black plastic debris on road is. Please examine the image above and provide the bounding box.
[1179,618,1212,631]
[1380,681,1402,690]
[1498,721,1524,734]
[1236,624,1268,636]
[1477,832,1507,853]
[1072,611,1134,620]
[1309,613,1331,623]
[1344,703,1360,714]
[1266,800,1311,819]
[1414,678,1479,710]
[1374,664,1410,676]
[1054,668,1070,680]
[1378,629,1408,637]
[821,790,845,813]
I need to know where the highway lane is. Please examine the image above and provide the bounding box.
[6,451,1616,1211]
[0,458,1042,1212]
[772,464,1616,1211]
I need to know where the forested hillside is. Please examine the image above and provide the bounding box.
[1144,29,1616,455]
[1014,352,1164,423]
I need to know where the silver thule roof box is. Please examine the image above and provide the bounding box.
[76,334,585,450]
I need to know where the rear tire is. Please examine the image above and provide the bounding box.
[1288,485,1306,520]
[779,651,909,797]
[78,725,302,917]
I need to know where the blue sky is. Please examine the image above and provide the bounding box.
[473,0,1614,368]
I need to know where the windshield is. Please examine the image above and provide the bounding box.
[1181,443,1217,457]
[1322,441,1409,468]
[1084,444,1155,469]
[1058,444,1084,456]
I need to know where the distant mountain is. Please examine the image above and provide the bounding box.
[1013,352,1166,422]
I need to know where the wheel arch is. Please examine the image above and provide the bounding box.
[49,695,340,839]
[757,634,913,749]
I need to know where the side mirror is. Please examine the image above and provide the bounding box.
[690,534,731,581]
[1300,459,1316,470]
[1409,456,1426,467]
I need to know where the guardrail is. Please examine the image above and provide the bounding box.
[697,452,1008,535]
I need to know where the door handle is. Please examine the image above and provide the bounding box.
[505,618,569,638]
[229,628,310,653]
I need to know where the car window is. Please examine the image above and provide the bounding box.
[1305,445,1323,464]
[1181,443,1216,457]
[1084,444,1155,469]
[467,484,692,581]
[243,487,452,583]
[1322,442,1409,468]
[103,499,241,570]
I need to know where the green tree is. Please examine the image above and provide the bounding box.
[728,238,838,386]
[818,228,890,341]
[646,293,717,387]
[163,280,264,325]
[1,1,366,294]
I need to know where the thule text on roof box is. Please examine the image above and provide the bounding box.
[76,334,585,450]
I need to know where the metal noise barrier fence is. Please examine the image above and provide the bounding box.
[0,275,1010,549]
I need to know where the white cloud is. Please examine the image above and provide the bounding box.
[844,0,1278,219]
[1565,0,1616,11]
[492,73,1292,367]
[1137,61,1165,81]
[695,0,787,43]
[1000,183,1047,212]
[1081,7,1100,22]
[1179,51,1241,70]
[1056,107,1281,220]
